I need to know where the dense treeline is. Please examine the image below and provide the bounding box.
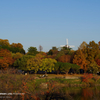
[0,38,100,74]
[0,39,25,54]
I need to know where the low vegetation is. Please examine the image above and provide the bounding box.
[0,69,100,99]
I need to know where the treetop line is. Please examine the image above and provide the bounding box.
[0,38,100,74]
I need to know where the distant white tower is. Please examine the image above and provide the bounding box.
[60,39,75,48]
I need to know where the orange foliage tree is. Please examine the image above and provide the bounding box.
[10,43,23,49]
[95,53,100,66]
[0,49,13,69]
[58,55,72,63]
[73,49,87,72]
[96,59,100,66]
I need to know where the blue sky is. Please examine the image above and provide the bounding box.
[0,0,100,52]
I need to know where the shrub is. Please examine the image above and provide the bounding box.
[81,73,93,83]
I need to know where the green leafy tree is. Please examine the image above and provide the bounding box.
[14,55,34,70]
[47,49,53,55]
[88,62,99,74]
[27,47,38,56]
[12,52,23,61]
[71,64,80,74]
[52,47,58,51]
[60,63,72,74]
[54,62,62,74]
[60,47,72,55]
[9,47,25,54]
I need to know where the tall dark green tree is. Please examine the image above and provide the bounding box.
[27,47,38,56]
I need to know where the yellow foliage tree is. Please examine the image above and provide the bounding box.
[27,53,43,73]
[0,39,10,46]
[41,58,57,74]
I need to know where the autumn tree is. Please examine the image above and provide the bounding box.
[0,39,10,50]
[98,41,100,50]
[55,47,74,61]
[27,53,44,73]
[10,43,25,54]
[96,59,100,66]
[86,41,99,66]
[95,52,100,66]
[0,49,13,69]
[0,39,10,47]
[73,49,87,72]
[78,41,88,57]
[41,58,57,74]
[0,39,25,54]
[78,41,87,50]
[39,52,47,57]
[58,55,72,63]
[10,43,23,49]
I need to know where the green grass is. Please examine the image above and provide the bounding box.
[0,73,100,92]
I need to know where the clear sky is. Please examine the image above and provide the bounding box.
[0,0,100,52]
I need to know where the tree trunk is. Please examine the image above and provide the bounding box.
[66,71,68,75]
[45,71,47,82]
[57,70,59,74]
[45,71,47,76]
